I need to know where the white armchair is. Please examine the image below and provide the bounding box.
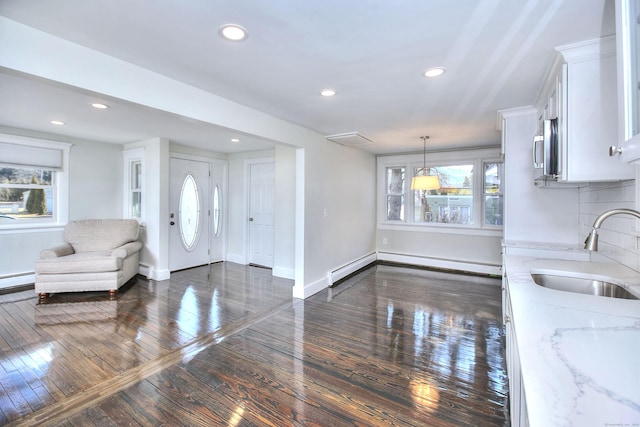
[35,219,143,301]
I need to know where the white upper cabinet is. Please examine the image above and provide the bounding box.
[536,35,634,182]
[616,0,640,163]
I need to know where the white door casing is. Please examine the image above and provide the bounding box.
[248,161,275,268]
[169,158,210,271]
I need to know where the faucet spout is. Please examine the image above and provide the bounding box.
[584,208,640,251]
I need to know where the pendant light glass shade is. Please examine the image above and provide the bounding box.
[411,174,440,190]
[412,136,441,190]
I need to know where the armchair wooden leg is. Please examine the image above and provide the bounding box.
[108,289,117,300]
[38,293,47,302]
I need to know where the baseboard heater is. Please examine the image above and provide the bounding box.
[0,272,35,290]
[328,252,377,286]
[377,252,501,276]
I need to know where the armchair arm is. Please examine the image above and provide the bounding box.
[111,241,143,259]
[40,243,75,259]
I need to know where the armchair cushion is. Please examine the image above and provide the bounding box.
[40,243,75,259]
[36,251,122,274]
[64,219,140,252]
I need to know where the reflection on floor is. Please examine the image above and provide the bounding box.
[0,262,509,426]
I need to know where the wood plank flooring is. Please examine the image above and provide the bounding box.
[0,263,509,426]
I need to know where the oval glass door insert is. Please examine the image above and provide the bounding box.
[179,173,201,250]
[212,184,221,236]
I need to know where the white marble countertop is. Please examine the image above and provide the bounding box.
[503,255,640,427]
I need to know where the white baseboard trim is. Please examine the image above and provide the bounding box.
[226,253,246,265]
[0,272,34,289]
[148,268,171,281]
[138,263,150,278]
[293,276,326,299]
[328,252,377,285]
[377,252,501,276]
[273,266,295,280]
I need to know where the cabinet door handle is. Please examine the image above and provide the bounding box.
[533,135,544,168]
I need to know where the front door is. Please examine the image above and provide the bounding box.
[249,161,274,268]
[169,158,210,271]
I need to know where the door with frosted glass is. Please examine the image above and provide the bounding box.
[169,158,210,271]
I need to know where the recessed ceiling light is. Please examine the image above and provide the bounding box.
[231,138,240,143]
[320,89,336,97]
[50,120,65,125]
[91,103,109,109]
[219,24,248,41]
[424,67,446,78]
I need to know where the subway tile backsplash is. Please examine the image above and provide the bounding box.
[579,178,640,271]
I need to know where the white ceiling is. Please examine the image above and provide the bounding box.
[0,0,615,154]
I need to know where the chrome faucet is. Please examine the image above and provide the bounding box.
[584,208,640,251]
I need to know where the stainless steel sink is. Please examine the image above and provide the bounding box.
[531,273,638,300]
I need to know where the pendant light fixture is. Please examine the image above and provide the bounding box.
[411,136,441,191]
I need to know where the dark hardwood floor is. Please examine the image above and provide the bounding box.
[0,263,509,426]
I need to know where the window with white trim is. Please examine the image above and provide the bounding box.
[0,134,71,228]
[123,148,144,221]
[378,148,503,231]
[483,162,504,226]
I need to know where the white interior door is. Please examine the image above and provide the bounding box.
[169,158,210,271]
[249,161,274,268]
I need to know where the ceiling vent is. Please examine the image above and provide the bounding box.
[325,132,373,146]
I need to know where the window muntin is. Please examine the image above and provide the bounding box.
[413,165,473,225]
[0,167,55,222]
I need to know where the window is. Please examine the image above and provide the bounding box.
[413,164,473,224]
[123,148,144,221]
[377,148,502,232]
[0,134,71,229]
[483,162,504,226]
[130,160,142,219]
[386,166,405,221]
[0,167,54,219]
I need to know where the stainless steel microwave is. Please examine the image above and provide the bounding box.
[533,118,559,181]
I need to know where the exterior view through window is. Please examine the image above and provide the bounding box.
[413,164,473,224]
[0,167,54,222]
[383,156,503,228]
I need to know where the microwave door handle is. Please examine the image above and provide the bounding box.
[533,135,544,168]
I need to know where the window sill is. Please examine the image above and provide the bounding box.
[378,222,503,237]
[0,222,65,234]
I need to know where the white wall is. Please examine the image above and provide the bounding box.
[69,139,123,220]
[580,177,640,271]
[501,108,581,245]
[273,145,297,279]
[297,141,377,296]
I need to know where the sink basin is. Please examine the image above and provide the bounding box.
[531,273,638,300]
